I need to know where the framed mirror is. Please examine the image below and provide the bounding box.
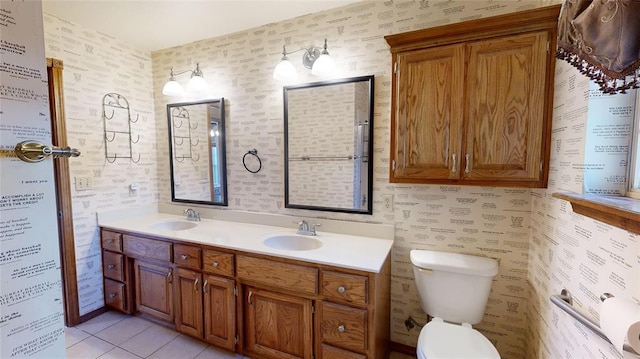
[167,98,228,206]
[284,76,374,214]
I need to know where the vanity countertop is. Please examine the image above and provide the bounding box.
[98,212,393,273]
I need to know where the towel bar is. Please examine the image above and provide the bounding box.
[550,289,639,355]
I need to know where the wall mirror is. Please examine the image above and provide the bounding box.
[284,75,374,214]
[167,98,228,206]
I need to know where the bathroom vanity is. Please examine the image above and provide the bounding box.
[99,212,392,359]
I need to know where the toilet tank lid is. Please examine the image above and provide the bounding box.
[410,250,498,277]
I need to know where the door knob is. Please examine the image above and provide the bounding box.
[15,140,80,163]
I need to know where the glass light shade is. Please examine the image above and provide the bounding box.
[185,75,208,97]
[311,54,335,77]
[273,59,298,82]
[162,80,184,96]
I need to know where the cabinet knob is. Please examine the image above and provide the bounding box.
[107,264,114,270]
[337,286,346,294]
[337,325,345,333]
[452,153,458,173]
[465,153,470,174]
[109,293,116,299]
[181,254,188,260]
[212,261,219,268]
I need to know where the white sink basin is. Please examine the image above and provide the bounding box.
[263,234,323,251]
[149,220,198,231]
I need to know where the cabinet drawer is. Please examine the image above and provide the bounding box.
[102,251,125,281]
[174,244,201,270]
[123,235,171,262]
[237,255,317,295]
[320,344,366,359]
[102,230,122,252]
[104,278,126,312]
[322,271,368,306]
[202,250,234,276]
[320,302,367,353]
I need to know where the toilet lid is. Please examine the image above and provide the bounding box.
[418,320,500,359]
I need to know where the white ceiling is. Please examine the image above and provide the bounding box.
[41,0,360,52]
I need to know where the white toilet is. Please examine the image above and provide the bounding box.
[410,249,501,359]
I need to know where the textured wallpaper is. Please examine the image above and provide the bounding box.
[527,61,639,358]
[151,1,556,357]
[40,1,640,358]
[42,13,158,315]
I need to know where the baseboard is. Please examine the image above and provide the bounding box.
[77,307,109,324]
[390,341,416,357]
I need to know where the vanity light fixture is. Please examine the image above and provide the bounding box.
[162,63,208,97]
[273,39,336,81]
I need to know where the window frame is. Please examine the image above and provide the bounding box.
[627,89,640,199]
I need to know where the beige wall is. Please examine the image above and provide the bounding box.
[43,13,158,315]
[151,1,557,357]
[527,61,639,358]
[43,1,640,358]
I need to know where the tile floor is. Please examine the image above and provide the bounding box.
[66,311,416,359]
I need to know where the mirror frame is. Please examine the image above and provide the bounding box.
[284,75,374,214]
[167,98,228,206]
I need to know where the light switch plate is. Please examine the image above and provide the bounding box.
[382,194,393,212]
[75,176,92,191]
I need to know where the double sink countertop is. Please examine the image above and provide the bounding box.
[98,211,394,273]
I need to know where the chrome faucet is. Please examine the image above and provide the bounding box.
[297,220,319,236]
[184,208,201,221]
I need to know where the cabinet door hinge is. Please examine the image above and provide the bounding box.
[234,335,238,345]
[540,160,544,172]
[234,285,238,296]
[546,41,550,54]
[58,210,63,219]
[392,159,396,171]
[394,62,398,73]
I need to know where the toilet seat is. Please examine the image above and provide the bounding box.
[417,319,500,359]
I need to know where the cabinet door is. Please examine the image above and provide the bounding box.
[174,268,203,338]
[392,44,465,181]
[134,260,174,323]
[203,275,236,351]
[464,31,549,185]
[244,286,313,359]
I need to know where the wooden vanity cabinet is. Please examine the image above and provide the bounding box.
[173,245,237,351]
[385,5,560,187]
[101,230,131,313]
[100,229,390,359]
[237,254,390,359]
[133,259,174,323]
[115,233,176,325]
[243,286,314,359]
[174,267,203,337]
[203,273,236,350]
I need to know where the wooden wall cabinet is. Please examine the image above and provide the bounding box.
[100,229,390,359]
[385,5,560,188]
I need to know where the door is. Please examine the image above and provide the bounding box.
[244,286,313,359]
[464,31,549,184]
[134,260,174,323]
[392,44,465,181]
[47,58,80,326]
[174,268,204,338]
[203,274,236,350]
[0,1,66,356]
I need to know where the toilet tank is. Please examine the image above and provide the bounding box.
[410,250,498,325]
